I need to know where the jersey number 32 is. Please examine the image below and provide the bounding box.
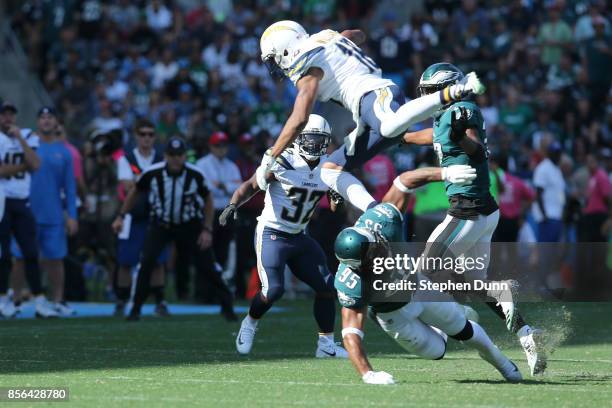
[281,187,325,224]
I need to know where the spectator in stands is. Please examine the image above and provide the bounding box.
[580,16,612,109]
[538,2,573,66]
[532,138,566,242]
[197,131,242,275]
[114,119,168,317]
[492,154,535,243]
[579,153,611,242]
[14,108,78,316]
[363,153,397,203]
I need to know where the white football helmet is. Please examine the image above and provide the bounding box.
[295,114,331,161]
[260,20,309,79]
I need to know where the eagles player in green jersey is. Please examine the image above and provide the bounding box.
[402,62,546,376]
[334,171,522,385]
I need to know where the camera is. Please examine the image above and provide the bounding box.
[89,128,123,157]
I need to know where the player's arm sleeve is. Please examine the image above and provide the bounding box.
[63,151,78,219]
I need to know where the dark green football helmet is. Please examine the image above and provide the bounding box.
[417,62,465,97]
[334,227,377,269]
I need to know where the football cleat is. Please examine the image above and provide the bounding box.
[54,302,76,317]
[519,327,547,376]
[35,296,59,318]
[236,317,257,355]
[497,359,523,383]
[315,336,349,359]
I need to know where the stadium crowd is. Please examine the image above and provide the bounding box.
[0,0,610,314]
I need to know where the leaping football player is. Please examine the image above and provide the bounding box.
[333,170,522,385]
[255,21,486,213]
[219,114,348,358]
[402,62,547,376]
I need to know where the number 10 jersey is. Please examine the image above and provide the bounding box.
[258,148,328,234]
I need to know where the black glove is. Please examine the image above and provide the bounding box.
[327,189,344,206]
[450,106,469,143]
[219,203,237,226]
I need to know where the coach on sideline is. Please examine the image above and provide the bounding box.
[112,137,236,321]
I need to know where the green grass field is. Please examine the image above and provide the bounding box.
[1,301,611,407]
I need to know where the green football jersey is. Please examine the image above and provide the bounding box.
[432,101,490,199]
[354,203,404,242]
[335,203,407,312]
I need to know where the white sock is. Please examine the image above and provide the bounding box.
[245,315,259,327]
[516,325,531,338]
[320,168,376,212]
[379,92,443,138]
[464,320,509,370]
[319,333,334,343]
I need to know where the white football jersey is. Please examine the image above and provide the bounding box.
[258,148,329,234]
[288,30,393,117]
[0,129,40,199]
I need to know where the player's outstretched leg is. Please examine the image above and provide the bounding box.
[419,301,522,382]
[447,319,522,382]
[320,162,376,212]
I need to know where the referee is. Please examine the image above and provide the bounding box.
[112,137,236,321]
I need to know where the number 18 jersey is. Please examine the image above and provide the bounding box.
[288,30,393,117]
[257,148,328,234]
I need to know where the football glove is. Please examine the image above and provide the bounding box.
[219,203,237,226]
[450,106,469,142]
[327,189,344,206]
[448,72,486,100]
[441,164,477,186]
[362,370,395,385]
[256,149,275,190]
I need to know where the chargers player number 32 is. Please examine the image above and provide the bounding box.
[281,187,325,224]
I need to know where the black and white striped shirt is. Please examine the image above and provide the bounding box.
[136,162,210,225]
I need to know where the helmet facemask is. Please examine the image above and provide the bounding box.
[295,131,330,161]
[262,52,287,81]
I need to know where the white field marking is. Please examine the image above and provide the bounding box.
[73,394,494,408]
[74,394,507,408]
[100,375,612,392]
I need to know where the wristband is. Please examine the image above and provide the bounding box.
[393,176,413,194]
[202,226,212,233]
[342,327,364,339]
